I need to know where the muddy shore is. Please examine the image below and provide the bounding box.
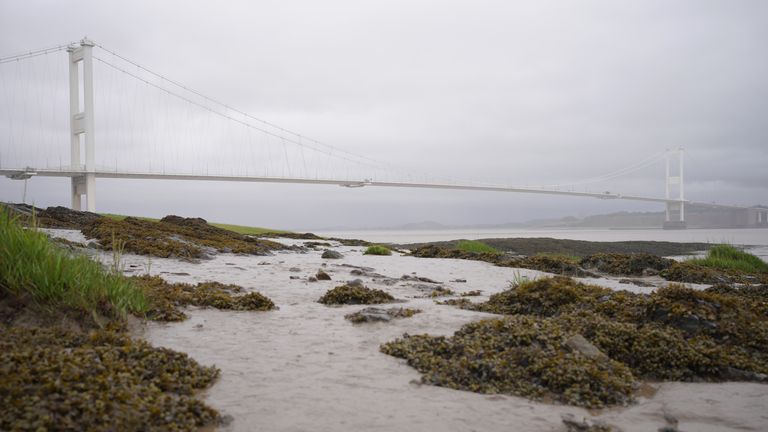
[50,235,768,430]
[3,204,767,431]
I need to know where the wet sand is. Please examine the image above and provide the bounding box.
[45,230,768,431]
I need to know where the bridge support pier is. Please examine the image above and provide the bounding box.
[67,38,96,212]
[663,148,686,229]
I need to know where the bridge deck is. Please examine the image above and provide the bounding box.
[0,167,700,205]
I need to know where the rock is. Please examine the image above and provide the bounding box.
[198,251,214,260]
[350,269,364,276]
[316,269,332,281]
[402,274,441,284]
[618,278,655,288]
[561,413,612,431]
[660,409,679,432]
[308,276,318,282]
[257,261,271,265]
[346,307,393,323]
[452,278,467,283]
[564,334,606,361]
[722,367,768,382]
[348,279,364,287]
[336,264,375,271]
[650,307,718,335]
[289,267,301,273]
[86,241,100,249]
[218,414,234,427]
[345,307,422,323]
[289,276,300,280]
[643,268,661,277]
[321,250,343,259]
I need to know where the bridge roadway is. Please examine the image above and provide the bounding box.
[4,166,748,210]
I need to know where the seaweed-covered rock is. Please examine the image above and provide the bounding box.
[345,307,421,323]
[468,276,613,317]
[409,245,593,276]
[0,326,220,431]
[134,275,276,321]
[381,316,636,408]
[318,284,395,305]
[646,284,768,348]
[82,216,285,259]
[580,253,673,276]
[402,275,768,404]
[483,278,766,377]
[705,283,768,300]
[506,255,589,277]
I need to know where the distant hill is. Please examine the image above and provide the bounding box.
[376,204,766,231]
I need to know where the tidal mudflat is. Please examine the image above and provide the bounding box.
[38,226,768,432]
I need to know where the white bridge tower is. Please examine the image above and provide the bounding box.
[67,38,96,212]
[664,148,686,229]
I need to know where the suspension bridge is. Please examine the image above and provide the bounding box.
[1,39,764,229]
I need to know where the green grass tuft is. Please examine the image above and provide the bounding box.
[0,209,147,318]
[364,245,392,256]
[455,240,499,254]
[688,244,768,274]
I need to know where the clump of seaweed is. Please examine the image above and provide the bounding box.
[579,253,673,276]
[345,307,422,323]
[134,275,276,321]
[318,284,395,305]
[0,325,220,431]
[385,276,768,408]
[82,215,286,259]
[381,315,636,408]
[460,290,482,297]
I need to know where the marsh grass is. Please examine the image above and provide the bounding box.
[0,209,147,318]
[509,270,534,288]
[688,244,768,274]
[364,245,392,256]
[455,240,499,254]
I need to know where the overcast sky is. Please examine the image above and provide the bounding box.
[1,0,766,230]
